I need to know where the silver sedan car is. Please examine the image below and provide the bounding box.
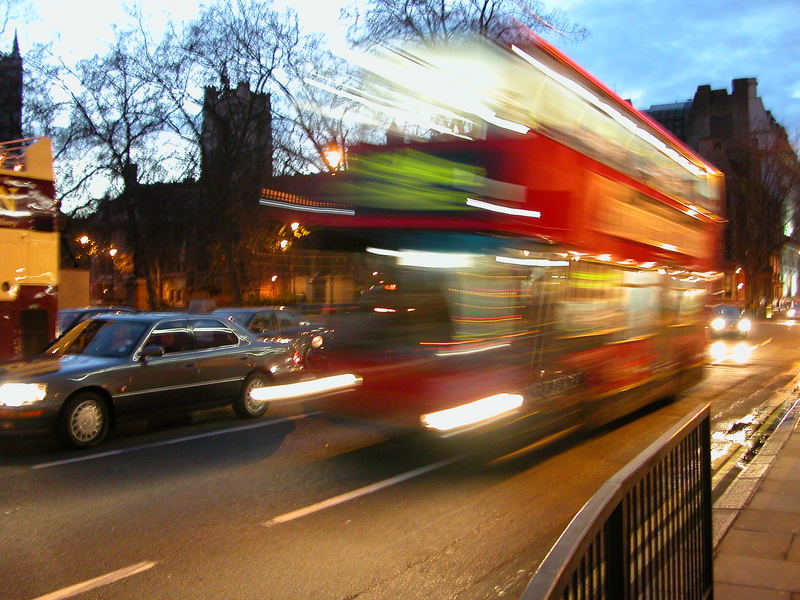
[0,313,299,448]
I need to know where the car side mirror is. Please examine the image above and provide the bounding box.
[141,345,165,360]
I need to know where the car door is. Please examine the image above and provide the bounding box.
[113,319,198,418]
[190,318,251,406]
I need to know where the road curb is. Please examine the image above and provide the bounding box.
[711,375,800,548]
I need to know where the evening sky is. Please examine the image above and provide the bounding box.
[4,0,798,138]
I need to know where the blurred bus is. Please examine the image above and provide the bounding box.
[0,137,58,359]
[259,35,724,446]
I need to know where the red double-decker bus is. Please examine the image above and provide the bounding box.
[0,137,58,360]
[258,35,724,447]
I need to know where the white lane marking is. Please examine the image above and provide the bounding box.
[754,337,773,350]
[263,456,462,527]
[30,560,157,600]
[32,413,319,470]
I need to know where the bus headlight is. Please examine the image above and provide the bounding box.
[0,383,47,407]
[710,318,726,331]
[737,318,752,332]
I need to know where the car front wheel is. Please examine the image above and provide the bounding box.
[58,392,109,449]
[234,373,270,419]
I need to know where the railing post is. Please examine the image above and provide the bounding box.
[701,415,714,600]
[604,502,628,600]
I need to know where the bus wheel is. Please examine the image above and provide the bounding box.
[234,373,270,419]
[59,392,109,449]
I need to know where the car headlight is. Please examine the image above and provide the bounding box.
[711,317,726,331]
[0,383,47,407]
[789,309,796,318]
[737,318,752,332]
[310,335,324,349]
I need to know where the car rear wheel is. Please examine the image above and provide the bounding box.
[234,373,270,419]
[58,392,109,449]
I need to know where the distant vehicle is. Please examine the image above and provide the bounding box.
[0,313,298,448]
[783,300,800,318]
[709,305,751,338]
[211,306,329,370]
[56,306,136,337]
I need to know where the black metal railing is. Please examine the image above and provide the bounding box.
[521,402,712,600]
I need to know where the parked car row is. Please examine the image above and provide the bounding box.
[0,306,331,449]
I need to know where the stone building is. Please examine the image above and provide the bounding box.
[0,34,23,142]
[200,81,273,184]
[646,78,800,309]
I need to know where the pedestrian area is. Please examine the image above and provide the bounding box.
[713,400,800,599]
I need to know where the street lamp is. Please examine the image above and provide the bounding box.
[323,146,344,172]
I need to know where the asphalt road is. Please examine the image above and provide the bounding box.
[1,318,798,600]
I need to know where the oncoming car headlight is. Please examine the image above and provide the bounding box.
[710,317,726,331]
[0,383,47,407]
[737,318,752,332]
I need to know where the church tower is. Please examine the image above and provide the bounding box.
[0,33,23,141]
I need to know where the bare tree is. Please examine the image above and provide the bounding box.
[1,0,22,36]
[345,0,588,47]
[726,128,800,308]
[136,0,378,302]
[55,31,176,308]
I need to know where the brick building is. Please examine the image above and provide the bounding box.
[646,78,800,309]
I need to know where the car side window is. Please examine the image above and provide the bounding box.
[276,311,299,330]
[250,312,277,333]
[146,320,192,354]
[192,319,240,349]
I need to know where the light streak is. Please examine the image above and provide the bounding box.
[495,256,569,267]
[466,197,541,218]
[250,374,362,402]
[366,247,475,268]
[421,393,524,431]
[259,198,355,216]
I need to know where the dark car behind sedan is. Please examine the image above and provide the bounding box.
[211,306,329,370]
[0,313,299,448]
[56,306,136,337]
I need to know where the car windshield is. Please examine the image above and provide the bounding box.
[45,319,150,358]
[713,306,741,318]
[56,310,82,334]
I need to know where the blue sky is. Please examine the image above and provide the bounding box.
[556,0,800,137]
[3,0,799,137]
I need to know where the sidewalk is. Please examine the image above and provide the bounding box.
[713,397,800,599]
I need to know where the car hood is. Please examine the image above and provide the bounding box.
[0,354,124,381]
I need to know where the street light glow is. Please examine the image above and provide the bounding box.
[323,148,343,170]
